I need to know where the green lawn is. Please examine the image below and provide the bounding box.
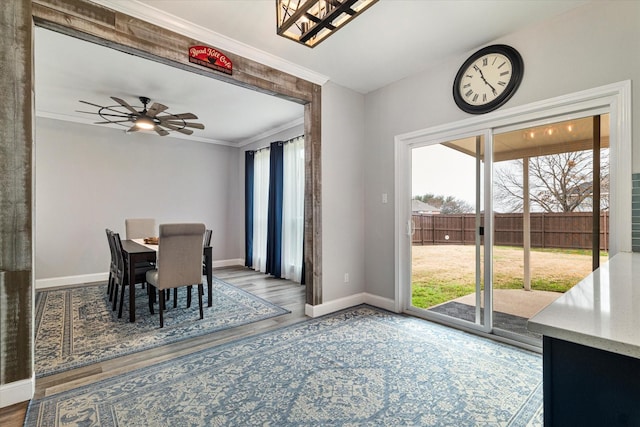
[411,245,606,309]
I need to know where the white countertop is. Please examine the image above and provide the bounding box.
[528,252,640,359]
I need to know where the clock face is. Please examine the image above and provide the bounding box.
[453,45,523,114]
[458,53,512,106]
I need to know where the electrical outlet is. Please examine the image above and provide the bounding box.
[344,273,349,283]
[382,193,388,204]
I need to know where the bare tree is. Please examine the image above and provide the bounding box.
[494,149,609,213]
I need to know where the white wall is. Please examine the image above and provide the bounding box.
[321,81,366,302]
[35,117,242,284]
[363,1,640,300]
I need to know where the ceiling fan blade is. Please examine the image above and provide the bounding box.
[153,126,170,136]
[161,120,205,130]
[126,124,140,133]
[160,122,194,135]
[160,112,198,120]
[147,102,169,117]
[183,122,205,129]
[111,96,140,115]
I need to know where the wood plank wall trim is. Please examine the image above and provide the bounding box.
[31,0,316,104]
[0,0,33,388]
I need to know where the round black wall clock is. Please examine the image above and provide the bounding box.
[453,44,524,114]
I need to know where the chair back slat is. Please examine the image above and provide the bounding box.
[112,232,126,279]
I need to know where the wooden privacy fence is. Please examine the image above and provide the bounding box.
[412,212,609,250]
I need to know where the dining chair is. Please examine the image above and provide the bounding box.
[111,231,155,317]
[106,229,117,301]
[146,223,206,328]
[202,229,212,275]
[125,218,156,240]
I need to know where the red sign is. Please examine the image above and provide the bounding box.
[188,45,233,75]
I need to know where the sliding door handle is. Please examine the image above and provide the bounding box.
[407,219,415,236]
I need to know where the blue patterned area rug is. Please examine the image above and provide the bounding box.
[34,278,289,378]
[27,305,543,426]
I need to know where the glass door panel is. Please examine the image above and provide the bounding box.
[410,135,486,330]
[492,114,610,343]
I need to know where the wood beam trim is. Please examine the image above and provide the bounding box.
[0,0,33,386]
[304,84,322,305]
[33,1,314,103]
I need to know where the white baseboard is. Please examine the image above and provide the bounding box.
[35,259,245,289]
[36,273,109,289]
[0,375,34,408]
[213,258,244,268]
[363,293,398,313]
[305,293,397,317]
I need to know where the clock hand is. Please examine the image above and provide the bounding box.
[474,65,497,94]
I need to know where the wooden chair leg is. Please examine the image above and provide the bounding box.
[112,283,118,311]
[198,283,204,320]
[107,272,113,300]
[159,289,164,328]
[118,282,126,318]
[148,285,155,315]
[187,285,192,308]
[173,288,178,308]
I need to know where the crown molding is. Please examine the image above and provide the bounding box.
[37,110,304,148]
[89,0,329,87]
[238,117,305,147]
[36,110,237,146]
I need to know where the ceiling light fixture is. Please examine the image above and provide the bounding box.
[276,0,379,48]
[135,115,156,130]
[77,96,205,137]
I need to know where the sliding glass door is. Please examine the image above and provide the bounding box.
[490,113,609,344]
[409,132,491,333]
[406,113,610,345]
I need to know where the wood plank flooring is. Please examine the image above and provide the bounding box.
[0,266,307,427]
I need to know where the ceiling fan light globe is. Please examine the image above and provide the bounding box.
[135,117,155,130]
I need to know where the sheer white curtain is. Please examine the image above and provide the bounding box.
[252,147,270,273]
[281,136,305,282]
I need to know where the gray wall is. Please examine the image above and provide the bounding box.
[321,82,366,301]
[35,117,241,283]
[362,1,640,300]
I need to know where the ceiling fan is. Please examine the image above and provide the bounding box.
[78,96,205,136]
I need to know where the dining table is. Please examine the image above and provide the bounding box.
[120,239,213,322]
